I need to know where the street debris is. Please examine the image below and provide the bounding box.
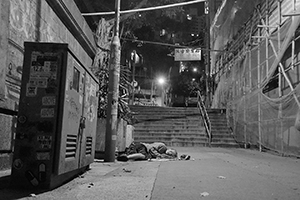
[217,176,226,179]
[200,192,209,197]
[123,168,131,173]
[180,154,191,160]
[88,183,94,188]
[29,193,36,197]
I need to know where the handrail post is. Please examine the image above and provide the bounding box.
[196,91,211,147]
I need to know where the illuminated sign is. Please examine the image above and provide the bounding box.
[174,48,201,61]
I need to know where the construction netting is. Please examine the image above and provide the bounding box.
[211,0,300,157]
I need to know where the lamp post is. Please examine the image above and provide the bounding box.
[104,0,121,162]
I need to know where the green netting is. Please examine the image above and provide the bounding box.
[211,6,300,156]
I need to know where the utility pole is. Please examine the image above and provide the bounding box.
[104,0,121,162]
[205,0,211,107]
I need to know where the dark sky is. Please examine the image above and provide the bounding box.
[76,0,206,80]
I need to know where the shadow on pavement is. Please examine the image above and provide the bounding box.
[0,173,50,200]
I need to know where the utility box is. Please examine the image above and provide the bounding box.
[11,42,99,189]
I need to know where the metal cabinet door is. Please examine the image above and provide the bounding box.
[56,54,85,175]
[78,72,99,168]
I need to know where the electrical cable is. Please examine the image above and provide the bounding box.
[121,37,227,52]
[82,0,206,16]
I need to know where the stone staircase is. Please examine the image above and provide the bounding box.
[129,105,239,148]
[129,105,209,147]
[208,109,240,148]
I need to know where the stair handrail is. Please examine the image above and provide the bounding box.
[196,91,211,146]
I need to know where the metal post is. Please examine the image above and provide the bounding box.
[150,80,154,103]
[205,1,211,107]
[131,51,136,104]
[104,0,121,162]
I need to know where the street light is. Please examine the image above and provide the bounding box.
[157,76,166,85]
[150,76,166,105]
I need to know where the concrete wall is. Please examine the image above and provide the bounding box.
[0,0,96,170]
[95,118,134,159]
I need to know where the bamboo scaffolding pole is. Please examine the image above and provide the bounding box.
[247,50,252,148]
[279,66,283,152]
[243,43,247,148]
[256,8,300,108]
[277,0,283,154]
[292,0,296,70]
[292,36,295,70]
[258,27,262,152]
[266,2,269,77]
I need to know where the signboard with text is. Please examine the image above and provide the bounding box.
[174,48,201,61]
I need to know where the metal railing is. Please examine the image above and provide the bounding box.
[196,91,211,146]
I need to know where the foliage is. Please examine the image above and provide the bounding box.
[121,0,187,32]
[90,0,205,120]
[92,18,136,123]
[171,62,206,98]
[92,0,189,121]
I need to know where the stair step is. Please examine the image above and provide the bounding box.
[134,139,210,147]
[135,116,201,120]
[211,137,236,142]
[211,134,233,138]
[135,136,207,141]
[135,118,200,122]
[134,125,204,129]
[135,126,203,130]
[210,143,240,148]
[135,132,207,137]
[135,121,203,125]
[130,105,238,148]
[134,130,204,134]
[211,130,230,134]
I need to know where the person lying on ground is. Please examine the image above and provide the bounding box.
[117,141,177,161]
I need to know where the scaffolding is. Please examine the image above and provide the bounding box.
[211,0,300,156]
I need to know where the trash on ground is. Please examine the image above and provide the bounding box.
[123,168,131,173]
[88,183,94,188]
[180,154,191,160]
[200,192,209,197]
[217,176,226,179]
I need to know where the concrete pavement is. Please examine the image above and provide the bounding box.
[0,147,300,200]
